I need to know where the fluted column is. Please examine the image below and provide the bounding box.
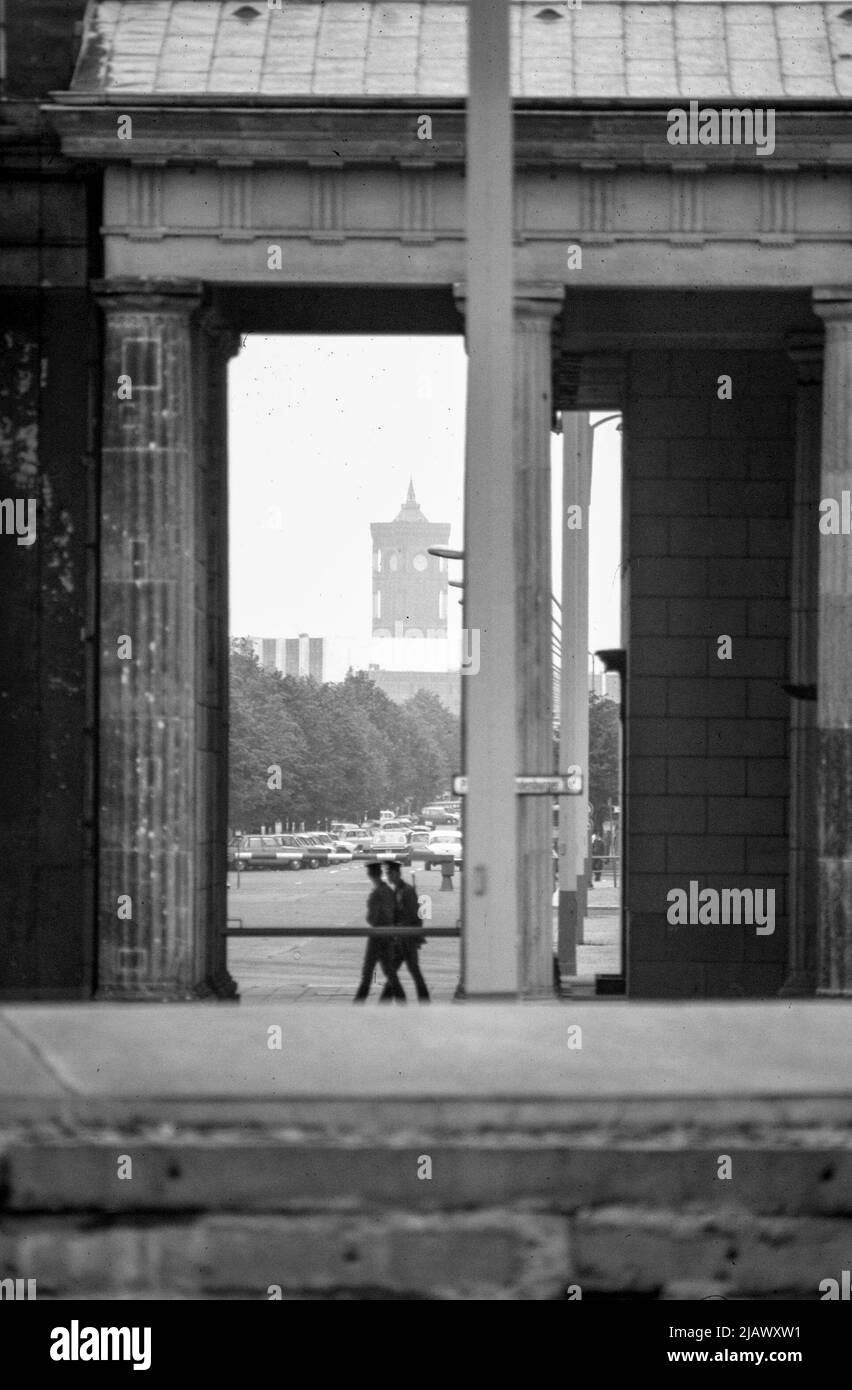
[515,288,564,996]
[96,278,207,999]
[812,290,852,995]
[780,336,821,995]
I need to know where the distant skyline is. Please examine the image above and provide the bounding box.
[228,335,622,661]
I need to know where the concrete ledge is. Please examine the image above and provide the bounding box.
[2,1001,852,1117]
[1,1003,850,1300]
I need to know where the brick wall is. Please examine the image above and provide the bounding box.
[624,348,796,998]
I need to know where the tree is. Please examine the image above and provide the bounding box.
[228,639,310,832]
[228,644,462,830]
[588,693,620,831]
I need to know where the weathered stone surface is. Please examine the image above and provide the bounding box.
[95,282,233,1000]
[813,294,852,995]
[514,291,563,997]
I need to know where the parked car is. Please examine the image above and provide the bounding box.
[407,826,432,862]
[312,832,353,863]
[332,823,373,854]
[228,834,304,871]
[293,833,334,869]
[421,803,462,827]
[423,828,463,871]
[370,827,411,865]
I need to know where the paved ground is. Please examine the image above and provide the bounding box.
[226,865,621,1000]
[2,1002,852,1128]
[227,862,462,1001]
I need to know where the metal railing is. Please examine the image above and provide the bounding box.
[589,853,620,888]
[225,921,460,938]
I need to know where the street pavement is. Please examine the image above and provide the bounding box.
[227,861,461,1001]
[226,864,621,1001]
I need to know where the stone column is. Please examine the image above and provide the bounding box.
[460,0,519,997]
[514,287,564,997]
[780,336,821,996]
[812,290,852,995]
[558,411,594,975]
[197,308,241,999]
[96,278,208,999]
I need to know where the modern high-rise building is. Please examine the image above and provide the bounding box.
[259,635,324,681]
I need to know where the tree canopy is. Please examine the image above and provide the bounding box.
[229,640,459,832]
[230,639,620,836]
[588,693,620,829]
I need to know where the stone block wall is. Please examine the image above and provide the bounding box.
[624,348,797,997]
[1,1124,848,1299]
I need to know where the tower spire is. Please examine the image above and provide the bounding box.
[406,477,417,505]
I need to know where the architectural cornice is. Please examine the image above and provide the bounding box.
[44,104,852,170]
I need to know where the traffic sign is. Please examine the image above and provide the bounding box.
[452,770,583,796]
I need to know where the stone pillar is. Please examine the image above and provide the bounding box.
[460,0,519,997]
[558,412,594,975]
[514,288,564,997]
[197,308,241,999]
[780,336,821,996]
[96,278,212,999]
[812,290,852,995]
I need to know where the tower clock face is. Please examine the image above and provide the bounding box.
[413,552,428,572]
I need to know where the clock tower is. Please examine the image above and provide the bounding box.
[370,480,451,637]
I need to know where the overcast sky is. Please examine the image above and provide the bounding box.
[228,335,622,659]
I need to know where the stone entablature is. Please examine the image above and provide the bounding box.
[44,107,852,288]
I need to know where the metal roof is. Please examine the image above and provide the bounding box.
[69,1,852,101]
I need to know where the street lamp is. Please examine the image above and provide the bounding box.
[427,546,464,561]
[588,412,622,432]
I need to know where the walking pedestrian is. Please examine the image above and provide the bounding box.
[592,832,604,884]
[353,861,406,1002]
[382,860,430,1002]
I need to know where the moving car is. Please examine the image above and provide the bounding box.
[370,826,411,865]
[228,834,304,871]
[423,827,463,871]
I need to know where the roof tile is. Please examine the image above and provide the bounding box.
[674,3,726,39]
[727,61,786,95]
[70,1,852,102]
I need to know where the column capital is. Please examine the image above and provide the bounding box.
[513,283,565,320]
[453,281,564,320]
[786,332,823,384]
[199,306,243,361]
[93,277,204,316]
[813,287,852,324]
